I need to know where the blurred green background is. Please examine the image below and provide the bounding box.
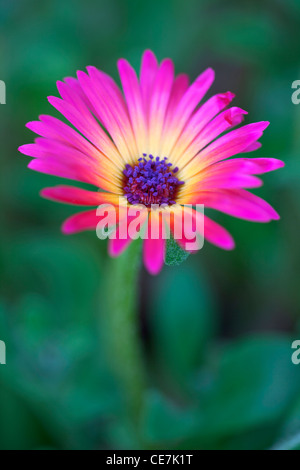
[1,0,300,450]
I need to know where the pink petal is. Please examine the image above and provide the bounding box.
[195,91,236,123]
[62,76,99,117]
[26,115,103,161]
[27,158,99,186]
[241,141,262,153]
[87,65,139,139]
[148,58,175,154]
[174,91,236,151]
[189,189,280,222]
[108,233,133,257]
[183,121,270,175]
[190,91,236,130]
[199,157,284,178]
[163,208,200,254]
[48,95,123,167]
[77,70,137,161]
[143,237,166,275]
[140,50,159,119]
[164,74,190,120]
[177,107,247,166]
[19,143,45,159]
[62,203,121,235]
[22,138,120,191]
[234,157,285,174]
[161,68,215,155]
[108,209,148,257]
[202,213,235,250]
[187,158,263,190]
[24,134,100,167]
[142,211,166,274]
[200,107,248,143]
[199,173,263,190]
[62,209,100,234]
[166,207,235,251]
[168,68,215,128]
[117,59,147,155]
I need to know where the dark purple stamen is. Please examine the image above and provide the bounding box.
[123,155,184,207]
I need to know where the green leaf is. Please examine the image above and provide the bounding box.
[200,336,300,438]
[165,236,190,266]
[150,266,216,387]
[142,390,199,445]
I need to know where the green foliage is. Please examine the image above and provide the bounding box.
[199,337,300,438]
[142,390,199,445]
[165,236,190,266]
[150,265,216,388]
[272,432,300,451]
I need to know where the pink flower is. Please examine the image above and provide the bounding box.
[19,50,284,275]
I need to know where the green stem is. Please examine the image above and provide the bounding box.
[106,239,146,424]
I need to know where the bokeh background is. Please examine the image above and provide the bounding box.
[1,0,300,450]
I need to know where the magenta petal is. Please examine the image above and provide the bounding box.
[210,157,285,175]
[25,140,112,189]
[244,158,285,174]
[192,189,280,222]
[77,69,137,160]
[40,186,115,206]
[180,91,236,142]
[188,121,270,171]
[167,207,234,252]
[26,115,103,160]
[27,158,99,186]
[148,58,175,152]
[117,58,147,154]
[189,158,264,190]
[193,91,236,128]
[203,214,235,250]
[61,76,99,117]
[19,143,45,158]
[172,68,215,125]
[166,209,200,254]
[87,66,139,139]
[108,235,133,257]
[161,68,215,156]
[200,173,263,189]
[47,95,122,166]
[140,50,159,116]
[108,208,149,257]
[241,141,262,153]
[62,210,99,234]
[143,237,165,275]
[165,74,190,120]
[182,107,248,162]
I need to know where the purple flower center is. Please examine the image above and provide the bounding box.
[123,154,185,207]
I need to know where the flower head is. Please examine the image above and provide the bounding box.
[123,155,184,206]
[19,50,284,274]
